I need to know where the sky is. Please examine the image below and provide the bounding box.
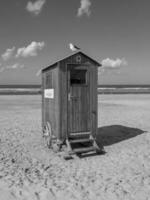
[0,0,150,85]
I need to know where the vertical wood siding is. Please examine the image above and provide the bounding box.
[89,65,98,138]
[42,64,60,139]
[59,52,98,139]
[42,52,99,141]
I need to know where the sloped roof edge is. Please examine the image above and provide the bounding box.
[42,51,101,72]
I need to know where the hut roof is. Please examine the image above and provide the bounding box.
[42,51,101,72]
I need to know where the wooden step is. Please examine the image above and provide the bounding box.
[73,146,96,154]
[69,131,91,138]
[69,138,93,144]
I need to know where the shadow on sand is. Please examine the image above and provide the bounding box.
[96,125,145,147]
[76,125,145,159]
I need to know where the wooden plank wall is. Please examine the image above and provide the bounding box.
[42,72,45,130]
[59,52,98,140]
[68,82,91,133]
[89,65,98,138]
[42,65,60,139]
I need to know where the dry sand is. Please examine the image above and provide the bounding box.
[0,94,150,200]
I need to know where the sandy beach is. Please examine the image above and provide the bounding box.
[0,94,150,200]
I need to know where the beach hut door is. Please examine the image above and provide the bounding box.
[67,66,90,134]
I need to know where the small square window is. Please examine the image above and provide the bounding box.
[70,69,87,85]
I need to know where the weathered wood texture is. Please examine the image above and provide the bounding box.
[42,64,60,139]
[42,52,100,141]
[59,53,99,140]
[67,65,90,134]
[89,65,98,138]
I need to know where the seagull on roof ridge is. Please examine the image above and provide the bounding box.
[69,43,80,51]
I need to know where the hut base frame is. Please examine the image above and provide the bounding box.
[42,51,104,156]
[43,126,104,155]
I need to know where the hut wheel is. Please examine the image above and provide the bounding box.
[44,122,52,148]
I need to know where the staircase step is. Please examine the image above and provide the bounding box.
[69,131,91,138]
[69,138,93,144]
[73,146,96,154]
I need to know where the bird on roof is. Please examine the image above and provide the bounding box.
[69,43,80,51]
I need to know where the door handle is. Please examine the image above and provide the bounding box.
[68,93,75,100]
[68,93,78,101]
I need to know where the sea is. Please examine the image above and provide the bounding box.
[1,85,150,95]
[98,85,150,94]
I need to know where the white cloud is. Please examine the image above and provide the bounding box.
[26,0,46,15]
[0,63,24,73]
[16,41,45,58]
[1,47,15,61]
[101,58,128,69]
[0,63,4,73]
[77,0,91,17]
[0,67,4,73]
[6,63,24,69]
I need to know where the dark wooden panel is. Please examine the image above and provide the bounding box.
[89,65,98,138]
[59,53,99,140]
[67,66,90,133]
[42,64,60,139]
[42,72,45,130]
[45,71,53,89]
[42,52,99,142]
[59,60,68,140]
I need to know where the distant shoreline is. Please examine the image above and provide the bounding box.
[98,84,150,88]
[0,85,41,89]
[98,86,150,94]
[1,84,150,89]
[0,88,41,95]
[1,85,150,95]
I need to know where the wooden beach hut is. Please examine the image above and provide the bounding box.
[42,51,103,155]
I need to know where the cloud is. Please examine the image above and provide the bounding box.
[0,63,24,73]
[26,0,46,15]
[101,58,128,69]
[1,47,15,61]
[0,63,4,73]
[16,41,45,58]
[0,67,5,73]
[77,0,91,17]
[6,63,24,69]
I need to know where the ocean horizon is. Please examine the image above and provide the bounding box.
[1,84,150,94]
[1,84,150,88]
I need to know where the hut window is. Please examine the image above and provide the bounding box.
[70,69,87,85]
[46,72,53,88]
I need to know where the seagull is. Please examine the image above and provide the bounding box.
[69,43,80,51]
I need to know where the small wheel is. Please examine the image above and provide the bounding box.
[44,122,52,148]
